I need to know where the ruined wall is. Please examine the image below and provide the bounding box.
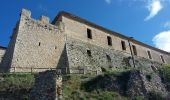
[5,9,67,72]
[60,16,170,64]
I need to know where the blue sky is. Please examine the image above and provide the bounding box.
[0,0,170,51]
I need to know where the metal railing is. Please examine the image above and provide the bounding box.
[10,67,100,75]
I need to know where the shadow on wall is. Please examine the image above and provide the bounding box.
[29,70,62,100]
[0,44,15,73]
[56,45,70,74]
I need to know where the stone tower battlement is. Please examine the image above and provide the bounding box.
[20,9,64,34]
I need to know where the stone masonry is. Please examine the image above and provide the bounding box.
[0,9,170,73]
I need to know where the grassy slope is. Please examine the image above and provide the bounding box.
[0,73,35,100]
[62,72,130,100]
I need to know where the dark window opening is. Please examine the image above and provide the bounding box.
[39,42,41,46]
[160,55,165,63]
[107,36,112,46]
[87,28,92,39]
[146,75,152,82]
[121,41,126,50]
[87,50,92,57]
[106,54,111,62]
[132,45,137,55]
[147,50,152,59]
[55,46,57,49]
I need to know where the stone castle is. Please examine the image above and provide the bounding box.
[0,9,170,73]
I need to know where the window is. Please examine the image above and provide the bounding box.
[107,36,112,46]
[106,54,111,62]
[87,50,92,57]
[87,28,92,39]
[147,50,152,59]
[132,45,137,55]
[160,55,165,63]
[55,46,57,49]
[39,42,41,46]
[121,41,126,50]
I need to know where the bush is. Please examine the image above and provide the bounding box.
[159,64,170,81]
[148,91,164,100]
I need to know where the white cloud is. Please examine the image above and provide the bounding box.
[163,21,170,28]
[152,30,170,52]
[105,0,112,4]
[144,0,163,21]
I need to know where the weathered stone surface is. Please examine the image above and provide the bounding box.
[126,68,167,99]
[0,49,5,64]
[29,70,62,100]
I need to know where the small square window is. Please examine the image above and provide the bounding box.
[87,50,92,57]
[106,54,111,62]
[87,28,92,39]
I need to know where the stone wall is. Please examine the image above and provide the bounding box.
[59,15,170,64]
[66,37,163,74]
[0,48,5,64]
[2,9,67,72]
[30,71,62,100]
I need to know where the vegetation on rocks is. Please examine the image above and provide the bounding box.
[62,68,142,100]
[159,64,170,92]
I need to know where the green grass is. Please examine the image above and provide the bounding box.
[0,73,35,91]
[0,73,35,100]
[62,74,128,100]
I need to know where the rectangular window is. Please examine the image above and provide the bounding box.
[121,41,126,50]
[87,28,92,39]
[107,36,112,46]
[132,45,137,55]
[87,50,92,57]
[160,55,165,63]
[147,50,152,59]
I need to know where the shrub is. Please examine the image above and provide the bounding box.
[148,91,164,100]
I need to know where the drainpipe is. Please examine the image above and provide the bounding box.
[128,37,135,68]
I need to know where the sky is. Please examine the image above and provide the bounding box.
[0,0,170,52]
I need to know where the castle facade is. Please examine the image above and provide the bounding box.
[0,9,170,73]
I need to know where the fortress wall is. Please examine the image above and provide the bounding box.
[61,16,170,64]
[66,37,131,73]
[0,49,5,63]
[8,9,66,72]
[66,37,162,73]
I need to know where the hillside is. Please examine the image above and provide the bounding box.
[0,65,170,100]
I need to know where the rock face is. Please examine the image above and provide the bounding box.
[126,70,167,98]
[29,71,62,100]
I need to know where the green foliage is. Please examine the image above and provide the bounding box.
[148,91,164,100]
[131,96,144,100]
[0,73,35,91]
[0,73,35,99]
[159,64,170,82]
[63,74,128,100]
